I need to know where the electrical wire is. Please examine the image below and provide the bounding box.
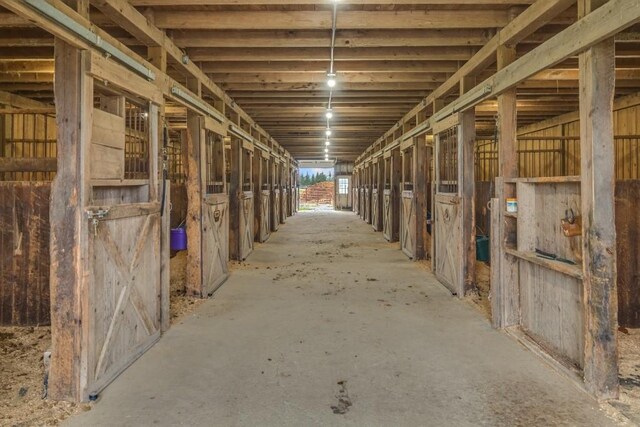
[325,1,338,158]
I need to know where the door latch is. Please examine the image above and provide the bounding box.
[87,208,110,236]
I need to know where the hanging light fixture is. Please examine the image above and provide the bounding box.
[326,73,336,88]
[325,109,333,120]
[325,139,331,146]
[324,148,329,153]
[325,128,332,137]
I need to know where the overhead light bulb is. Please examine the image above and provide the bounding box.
[324,148,329,153]
[325,155,329,160]
[325,129,332,137]
[325,140,330,146]
[325,109,333,120]
[327,73,336,88]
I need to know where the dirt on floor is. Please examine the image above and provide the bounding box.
[0,251,203,427]
[170,251,206,323]
[0,326,89,426]
[614,328,640,424]
[466,261,492,321]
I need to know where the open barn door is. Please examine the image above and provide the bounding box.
[433,113,475,296]
[49,47,167,401]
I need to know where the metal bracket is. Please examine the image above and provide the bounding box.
[87,208,110,235]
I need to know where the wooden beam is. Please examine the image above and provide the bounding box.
[132,0,535,5]
[153,10,511,30]
[188,46,476,62]
[208,72,450,84]
[0,89,52,108]
[200,60,461,73]
[440,0,640,118]
[578,0,618,401]
[91,0,165,46]
[169,29,494,48]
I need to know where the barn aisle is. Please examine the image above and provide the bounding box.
[65,211,615,426]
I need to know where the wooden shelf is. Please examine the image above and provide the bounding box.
[505,248,583,280]
[504,211,518,218]
[504,176,580,184]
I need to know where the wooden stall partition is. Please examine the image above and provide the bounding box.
[253,146,271,243]
[229,129,254,261]
[0,100,57,326]
[352,167,359,215]
[363,162,371,224]
[358,164,367,220]
[280,158,288,224]
[0,182,51,326]
[383,146,401,242]
[432,111,475,295]
[271,156,281,232]
[371,156,383,231]
[49,46,165,401]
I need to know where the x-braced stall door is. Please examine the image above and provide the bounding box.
[254,151,271,243]
[201,120,229,295]
[235,138,254,261]
[400,143,416,258]
[271,159,280,232]
[48,46,170,402]
[78,59,164,399]
[434,125,461,294]
[371,159,383,231]
[383,149,400,242]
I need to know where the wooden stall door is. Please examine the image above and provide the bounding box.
[434,194,462,294]
[272,188,280,231]
[202,194,229,295]
[364,186,371,223]
[239,192,254,260]
[280,188,287,224]
[400,190,416,258]
[88,202,161,395]
[260,190,271,242]
[353,187,359,214]
[383,189,393,241]
[372,188,380,231]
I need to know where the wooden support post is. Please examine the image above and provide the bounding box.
[185,79,204,297]
[414,139,427,260]
[49,40,92,401]
[579,0,618,401]
[147,45,170,329]
[391,148,401,242]
[459,108,475,293]
[431,98,444,264]
[229,136,242,259]
[492,45,520,328]
[459,78,476,294]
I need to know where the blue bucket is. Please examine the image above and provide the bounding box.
[476,235,489,262]
[170,228,187,251]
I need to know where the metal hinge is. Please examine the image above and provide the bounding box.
[87,208,110,236]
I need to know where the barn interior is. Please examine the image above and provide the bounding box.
[1,0,640,425]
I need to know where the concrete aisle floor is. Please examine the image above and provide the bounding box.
[66,210,617,427]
